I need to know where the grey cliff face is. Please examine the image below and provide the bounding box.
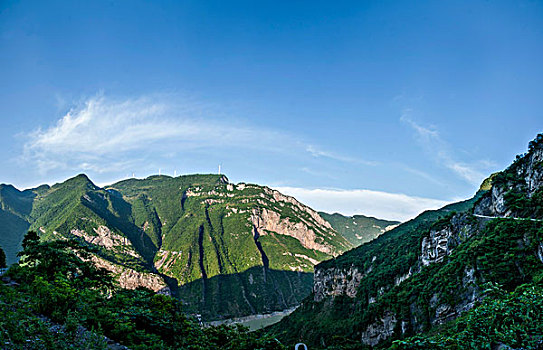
[360,311,397,346]
[310,142,543,346]
[475,146,543,217]
[313,266,364,302]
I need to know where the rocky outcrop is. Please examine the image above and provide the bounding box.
[428,266,479,326]
[421,228,451,266]
[262,187,335,231]
[474,144,543,217]
[91,256,170,295]
[421,214,478,266]
[360,311,397,346]
[313,266,364,302]
[474,185,510,217]
[250,208,336,255]
[188,181,349,257]
[71,226,141,258]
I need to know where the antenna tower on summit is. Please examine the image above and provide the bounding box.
[218,164,221,175]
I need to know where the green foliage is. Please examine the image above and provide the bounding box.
[0,245,6,268]
[1,173,346,319]
[1,237,287,349]
[17,231,114,290]
[477,173,498,192]
[0,184,34,264]
[268,199,543,348]
[319,212,400,247]
[267,197,480,348]
[392,282,543,350]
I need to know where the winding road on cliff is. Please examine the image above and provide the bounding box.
[473,214,543,222]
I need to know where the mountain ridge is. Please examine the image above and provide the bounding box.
[318,212,400,247]
[266,133,543,348]
[1,172,399,320]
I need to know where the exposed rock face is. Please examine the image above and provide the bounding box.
[421,228,451,266]
[276,136,543,348]
[91,256,170,295]
[71,226,140,258]
[313,266,364,302]
[250,208,336,255]
[394,268,413,286]
[313,214,479,304]
[263,187,335,231]
[188,182,348,258]
[310,213,485,344]
[385,224,399,232]
[475,146,543,217]
[474,186,510,217]
[360,311,397,346]
[245,186,340,256]
[154,249,183,273]
[421,215,478,266]
[428,266,479,326]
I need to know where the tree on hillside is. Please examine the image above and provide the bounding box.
[0,246,6,269]
[17,231,114,290]
[21,230,40,250]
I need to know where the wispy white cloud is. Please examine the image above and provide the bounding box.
[22,95,292,174]
[402,165,445,186]
[305,145,378,166]
[275,186,451,222]
[400,112,492,185]
[400,112,439,141]
[300,167,339,180]
[22,94,367,176]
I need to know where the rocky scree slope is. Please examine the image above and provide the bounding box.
[268,134,543,349]
[0,174,353,320]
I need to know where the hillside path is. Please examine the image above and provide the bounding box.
[473,214,543,222]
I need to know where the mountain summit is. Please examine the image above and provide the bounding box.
[0,173,358,320]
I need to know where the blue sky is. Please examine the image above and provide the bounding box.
[1,0,542,220]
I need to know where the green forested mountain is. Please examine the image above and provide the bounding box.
[0,229,287,350]
[267,134,543,349]
[0,173,354,320]
[319,212,400,247]
[0,184,35,264]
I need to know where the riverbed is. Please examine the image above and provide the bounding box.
[205,307,297,331]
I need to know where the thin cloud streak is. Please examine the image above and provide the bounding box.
[275,186,451,222]
[400,113,491,185]
[305,145,378,166]
[22,94,364,176]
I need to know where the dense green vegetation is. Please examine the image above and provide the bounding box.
[1,232,286,349]
[266,196,482,348]
[267,134,543,349]
[270,214,543,349]
[491,133,543,219]
[0,245,6,268]
[107,175,350,319]
[319,212,399,247]
[0,184,34,264]
[0,173,351,320]
[392,282,543,349]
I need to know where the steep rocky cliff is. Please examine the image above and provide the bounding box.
[269,134,543,349]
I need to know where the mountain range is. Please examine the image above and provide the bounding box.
[0,173,396,320]
[266,134,543,348]
[3,134,541,349]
